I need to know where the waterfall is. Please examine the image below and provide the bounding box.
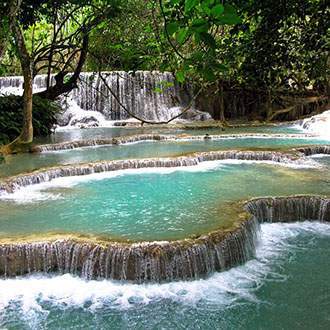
[0,72,212,127]
[0,217,259,282]
[297,110,330,138]
[0,195,328,282]
[0,75,49,96]
[245,195,330,223]
[72,71,184,121]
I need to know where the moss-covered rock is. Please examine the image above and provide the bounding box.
[0,95,61,145]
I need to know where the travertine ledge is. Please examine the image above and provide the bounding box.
[0,195,328,282]
[0,148,317,195]
[33,133,319,152]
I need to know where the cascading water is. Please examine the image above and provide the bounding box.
[0,71,211,128]
[296,109,330,138]
[0,216,259,282]
[0,149,313,195]
[0,195,328,282]
[72,71,184,122]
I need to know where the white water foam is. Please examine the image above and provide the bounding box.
[293,110,330,139]
[55,96,116,129]
[0,222,328,313]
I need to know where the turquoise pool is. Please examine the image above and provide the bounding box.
[0,159,329,241]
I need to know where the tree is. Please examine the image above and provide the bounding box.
[0,0,21,61]
[1,0,121,154]
[2,22,34,154]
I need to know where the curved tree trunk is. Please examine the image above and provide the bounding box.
[36,32,89,101]
[0,0,21,60]
[2,22,33,154]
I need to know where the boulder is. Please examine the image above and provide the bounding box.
[181,109,213,121]
[70,116,100,128]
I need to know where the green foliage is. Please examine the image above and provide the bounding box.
[1,0,328,99]
[160,0,241,83]
[221,0,330,91]
[0,95,61,145]
[86,0,162,71]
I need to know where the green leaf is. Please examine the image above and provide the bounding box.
[192,18,207,27]
[201,0,214,6]
[176,70,185,83]
[191,19,209,33]
[153,87,163,93]
[191,51,204,61]
[176,28,189,44]
[211,4,224,17]
[200,2,211,15]
[217,4,241,25]
[217,14,241,25]
[215,63,228,72]
[184,0,198,14]
[201,68,216,81]
[200,32,216,48]
[166,22,179,35]
[194,32,201,43]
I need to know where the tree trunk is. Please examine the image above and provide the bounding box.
[218,81,225,122]
[1,22,33,154]
[0,0,21,60]
[36,33,89,101]
[265,89,273,121]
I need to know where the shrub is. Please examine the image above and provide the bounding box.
[0,95,61,145]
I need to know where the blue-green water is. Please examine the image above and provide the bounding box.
[37,124,301,144]
[0,222,329,329]
[0,160,329,240]
[0,124,329,329]
[1,136,328,177]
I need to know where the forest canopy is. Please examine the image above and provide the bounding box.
[1,0,329,91]
[0,0,329,152]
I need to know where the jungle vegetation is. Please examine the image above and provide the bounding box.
[0,0,329,152]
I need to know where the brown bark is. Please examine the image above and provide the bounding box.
[0,0,21,60]
[36,32,89,100]
[2,22,33,154]
[218,81,225,122]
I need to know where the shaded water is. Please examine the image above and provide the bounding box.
[0,222,329,329]
[41,124,302,144]
[0,160,329,240]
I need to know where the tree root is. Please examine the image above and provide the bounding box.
[1,137,33,155]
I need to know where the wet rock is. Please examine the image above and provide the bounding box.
[181,109,213,121]
[113,121,127,126]
[56,111,73,126]
[70,116,100,128]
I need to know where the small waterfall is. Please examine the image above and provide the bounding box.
[0,72,210,126]
[245,196,330,223]
[0,217,258,282]
[296,145,330,156]
[0,195,328,282]
[0,150,305,195]
[0,75,49,96]
[298,110,330,138]
[33,133,319,152]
